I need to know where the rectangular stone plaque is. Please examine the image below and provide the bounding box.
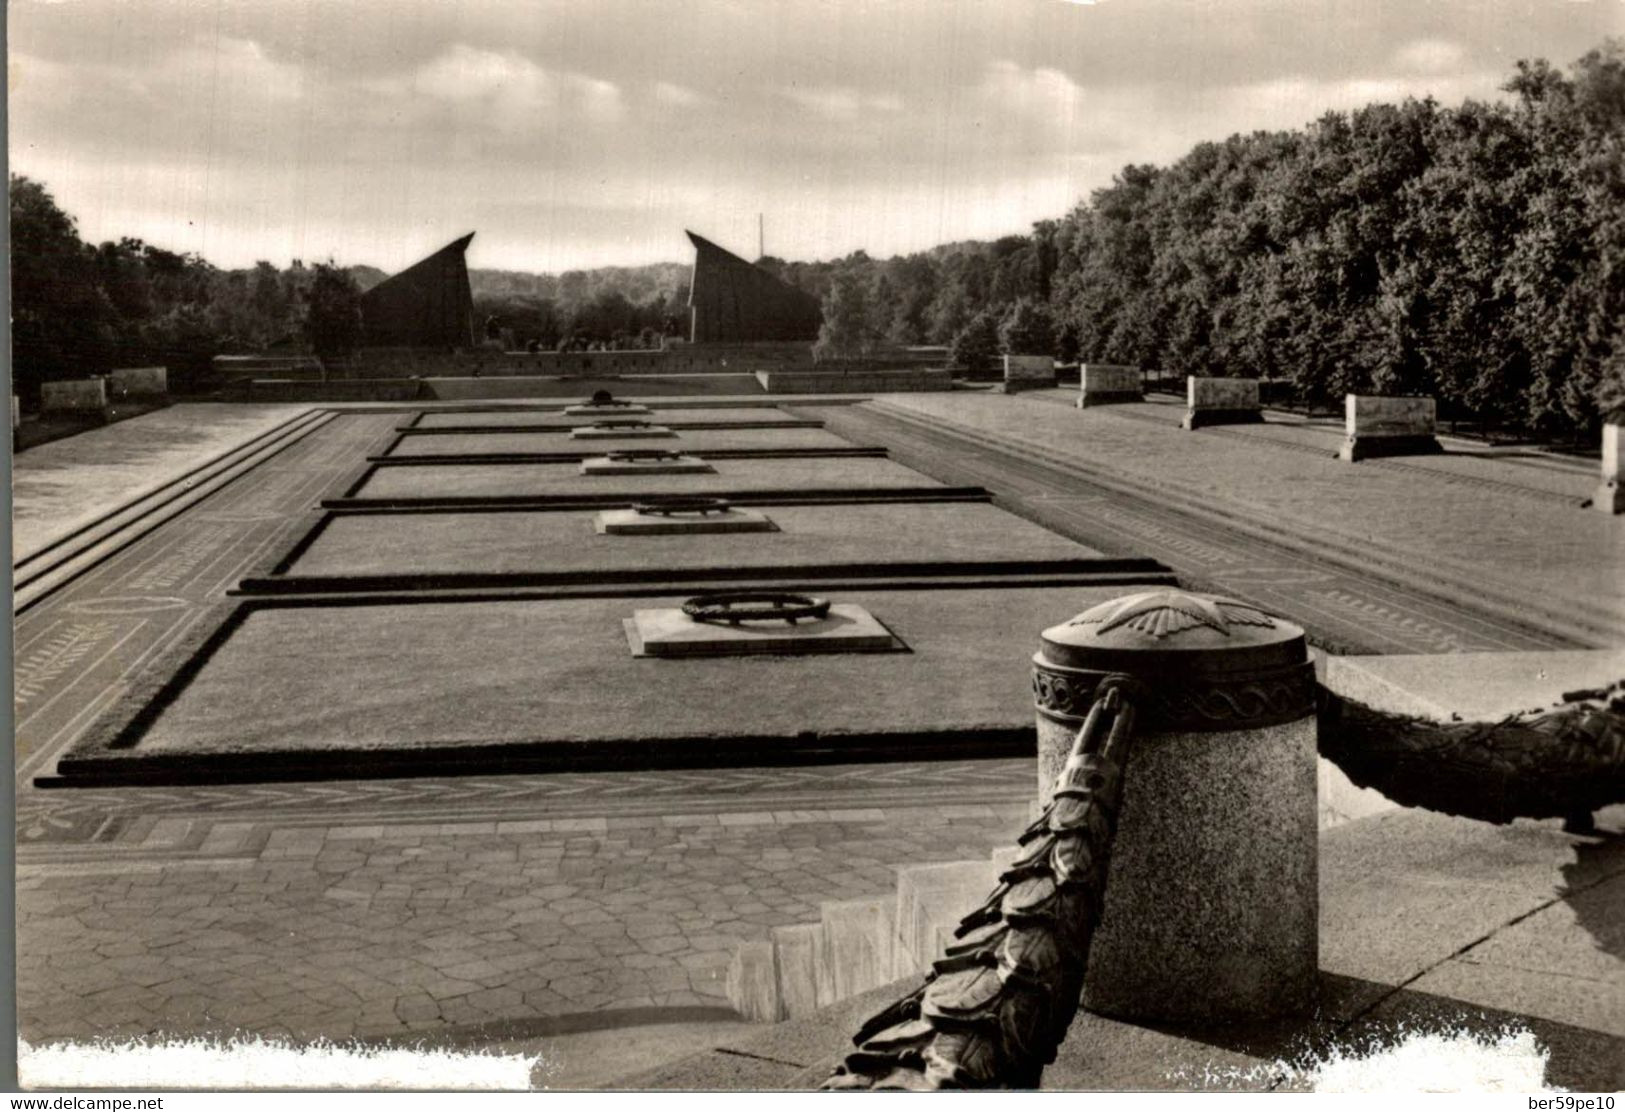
[1182,376,1262,429]
[569,425,676,440]
[41,378,109,415]
[579,455,716,475]
[563,403,651,416]
[1339,395,1441,461]
[594,507,778,534]
[1077,365,1142,408]
[624,603,903,657]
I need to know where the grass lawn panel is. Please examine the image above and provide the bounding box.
[355,457,943,500]
[290,503,1107,577]
[414,406,796,429]
[389,428,852,456]
[130,587,1129,758]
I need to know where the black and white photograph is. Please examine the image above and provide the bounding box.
[8,0,1625,1094]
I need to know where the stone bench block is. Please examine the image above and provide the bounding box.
[1338,395,1441,461]
[109,366,168,397]
[1595,423,1623,515]
[1000,354,1054,394]
[40,378,109,420]
[1182,376,1262,430]
[1077,364,1143,408]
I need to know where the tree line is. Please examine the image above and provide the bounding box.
[804,42,1625,436]
[11,41,1621,431]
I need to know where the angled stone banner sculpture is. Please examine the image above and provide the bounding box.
[359,233,477,349]
[687,231,822,344]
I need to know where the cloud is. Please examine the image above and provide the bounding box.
[652,81,707,108]
[1394,38,1469,74]
[8,0,1613,272]
[981,60,1086,127]
[778,85,906,120]
[392,44,623,131]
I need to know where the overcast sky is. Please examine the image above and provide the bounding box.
[9,0,1621,275]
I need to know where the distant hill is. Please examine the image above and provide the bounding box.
[468,262,691,309]
[347,265,389,293]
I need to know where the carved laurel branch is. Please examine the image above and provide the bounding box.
[1317,686,1625,825]
[822,683,1139,1090]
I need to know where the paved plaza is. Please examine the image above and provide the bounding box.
[13,396,1624,1087]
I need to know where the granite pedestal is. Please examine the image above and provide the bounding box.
[1033,590,1319,1023]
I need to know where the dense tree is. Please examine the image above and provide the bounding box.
[950,309,1001,375]
[9,175,119,400]
[813,268,878,362]
[300,263,363,362]
[1046,40,1624,437]
[999,298,1055,357]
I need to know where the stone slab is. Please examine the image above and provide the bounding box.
[1322,649,1625,721]
[353,456,946,500]
[289,503,1102,579]
[1318,804,1625,1021]
[1356,985,1625,1095]
[593,507,778,535]
[1078,365,1142,408]
[40,378,109,415]
[820,899,894,1006]
[1182,376,1262,429]
[579,455,715,475]
[109,366,168,396]
[893,859,1000,977]
[569,425,675,439]
[774,923,823,1019]
[1396,874,1625,1038]
[563,403,651,415]
[625,603,902,657]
